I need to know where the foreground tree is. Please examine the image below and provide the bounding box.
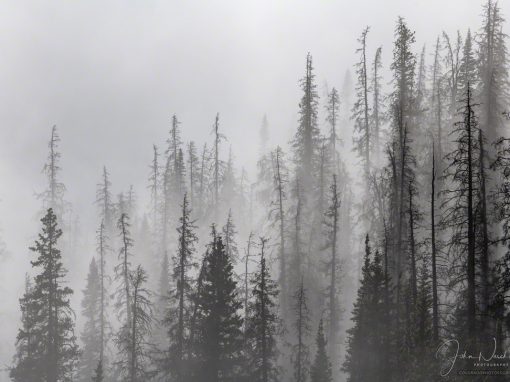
[191,233,245,382]
[11,209,79,382]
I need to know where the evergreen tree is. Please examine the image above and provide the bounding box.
[115,265,154,382]
[310,319,332,382]
[78,258,102,382]
[39,126,67,223]
[96,166,114,233]
[353,27,371,178]
[222,209,238,262]
[291,281,311,382]
[167,194,198,381]
[292,53,320,191]
[371,47,383,163]
[11,209,79,382]
[192,232,244,382]
[245,237,280,382]
[322,174,341,373]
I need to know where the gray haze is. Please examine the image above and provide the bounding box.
[0,0,505,379]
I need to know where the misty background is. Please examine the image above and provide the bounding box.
[0,0,504,378]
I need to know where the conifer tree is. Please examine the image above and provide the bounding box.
[192,232,244,382]
[11,209,79,382]
[293,53,319,190]
[78,258,102,381]
[96,166,114,233]
[115,265,154,382]
[322,174,341,371]
[353,27,371,178]
[245,237,279,382]
[222,209,238,262]
[39,126,67,223]
[310,319,332,382]
[291,280,311,382]
[167,194,198,381]
[371,47,383,162]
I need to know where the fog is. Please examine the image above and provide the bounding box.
[0,0,505,379]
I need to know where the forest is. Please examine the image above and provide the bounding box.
[5,0,510,381]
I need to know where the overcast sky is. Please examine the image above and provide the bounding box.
[0,0,506,377]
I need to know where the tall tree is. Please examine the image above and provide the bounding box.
[310,319,332,382]
[293,53,320,190]
[78,258,102,382]
[96,166,114,233]
[245,237,280,382]
[167,194,198,381]
[371,47,383,163]
[115,265,154,382]
[39,126,66,223]
[353,27,371,178]
[11,209,79,382]
[323,174,341,372]
[192,233,244,382]
[291,281,311,382]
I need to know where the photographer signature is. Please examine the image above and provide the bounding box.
[436,338,509,377]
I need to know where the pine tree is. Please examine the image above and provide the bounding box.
[441,84,479,339]
[478,0,509,144]
[245,237,279,382]
[115,265,154,382]
[371,47,383,163]
[222,209,238,262]
[10,275,40,382]
[11,209,79,382]
[114,213,134,329]
[39,126,67,223]
[167,194,198,381]
[192,232,244,382]
[96,166,114,233]
[353,27,371,178]
[322,174,341,372]
[187,141,199,211]
[291,280,311,382]
[78,258,102,381]
[293,53,320,191]
[310,319,332,382]
[270,146,288,315]
[325,87,340,165]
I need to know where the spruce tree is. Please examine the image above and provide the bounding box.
[245,237,280,382]
[78,258,102,381]
[192,232,244,382]
[310,319,332,382]
[11,209,79,382]
[167,194,198,381]
[291,281,311,382]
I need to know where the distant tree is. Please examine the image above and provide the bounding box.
[114,213,134,329]
[115,265,154,382]
[167,194,198,381]
[39,126,67,223]
[322,174,341,370]
[245,237,280,382]
[11,209,79,382]
[325,87,340,164]
[96,166,114,233]
[78,258,102,381]
[222,209,238,262]
[310,319,332,382]
[292,53,320,190]
[353,27,371,178]
[291,280,311,382]
[187,141,199,211]
[371,47,383,162]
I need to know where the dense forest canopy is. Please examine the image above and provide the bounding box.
[2,1,510,381]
